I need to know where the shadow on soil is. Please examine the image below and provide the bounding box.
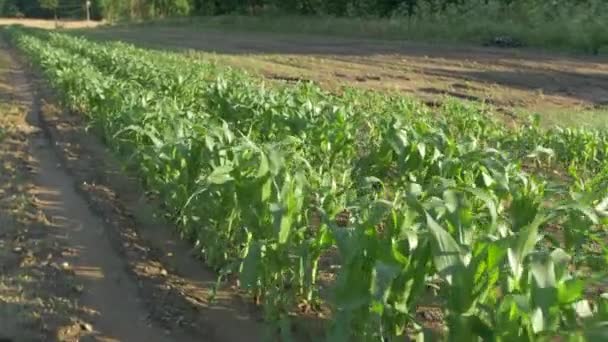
[422,67,608,106]
[0,87,98,341]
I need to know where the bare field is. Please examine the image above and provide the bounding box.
[71,24,608,127]
[2,19,607,126]
[0,18,102,29]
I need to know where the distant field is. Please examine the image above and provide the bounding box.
[2,18,607,127]
[69,22,608,128]
[0,18,102,29]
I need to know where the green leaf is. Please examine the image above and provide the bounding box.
[207,164,234,184]
[584,321,608,341]
[426,213,463,284]
[271,203,291,245]
[530,254,559,324]
[443,190,458,213]
[417,142,426,159]
[256,152,269,178]
[596,196,608,216]
[482,171,494,187]
[511,294,531,313]
[531,307,544,333]
[574,300,593,318]
[391,239,409,265]
[261,178,272,201]
[470,315,495,341]
[508,214,546,280]
[464,187,497,228]
[560,202,599,224]
[367,200,393,227]
[527,146,555,160]
[531,255,556,288]
[558,279,585,305]
[371,261,400,304]
[240,241,262,290]
[268,149,283,175]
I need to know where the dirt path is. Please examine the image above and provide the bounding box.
[0,35,264,342]
[0,18,101,29]
[0,37,189,342]
[28,113,182,341]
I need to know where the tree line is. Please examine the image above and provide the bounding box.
[0,0,598,20]
[0,0,102,18]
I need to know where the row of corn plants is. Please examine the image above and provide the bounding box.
[8,26,608,341]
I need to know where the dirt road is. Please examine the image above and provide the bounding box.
[79,25,608,127]
[0,37,263,341]
[0,18,101,29]
[26,91,180,342]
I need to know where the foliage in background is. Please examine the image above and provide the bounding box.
[188,0,608,54]
[38,0,58,19]
[2,0,607,53]
[0,0,103,19]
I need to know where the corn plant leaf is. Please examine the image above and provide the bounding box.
[558,279,585,305]
[559,202,599,224]
[240,241,262,290]
[371,260,400,305]
[508,214,546,280]
[464,187,497,228]
[531,307,544,333]
[207,164,234,184]
[426,213,463,284]
[271,203,291,245]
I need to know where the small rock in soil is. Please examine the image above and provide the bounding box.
[483,36,524,48]
[80,322,94,332]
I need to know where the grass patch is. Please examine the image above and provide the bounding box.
[119,5,608,55]
[524,106,608,130]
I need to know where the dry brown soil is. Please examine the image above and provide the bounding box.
[0,35,265,341]
[77,24,608,127]
[0,18,101,30]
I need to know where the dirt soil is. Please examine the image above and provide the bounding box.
[78,25,608,126]
[0,36,264,341]
[0,18,101,29]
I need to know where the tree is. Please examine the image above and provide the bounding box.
[39,0,58,21]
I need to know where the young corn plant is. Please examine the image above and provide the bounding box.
[9,26,608,341]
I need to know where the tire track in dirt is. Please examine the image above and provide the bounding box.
[3,37,187,342]
[27,125,182,342]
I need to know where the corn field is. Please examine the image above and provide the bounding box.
[8,26,608,341]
